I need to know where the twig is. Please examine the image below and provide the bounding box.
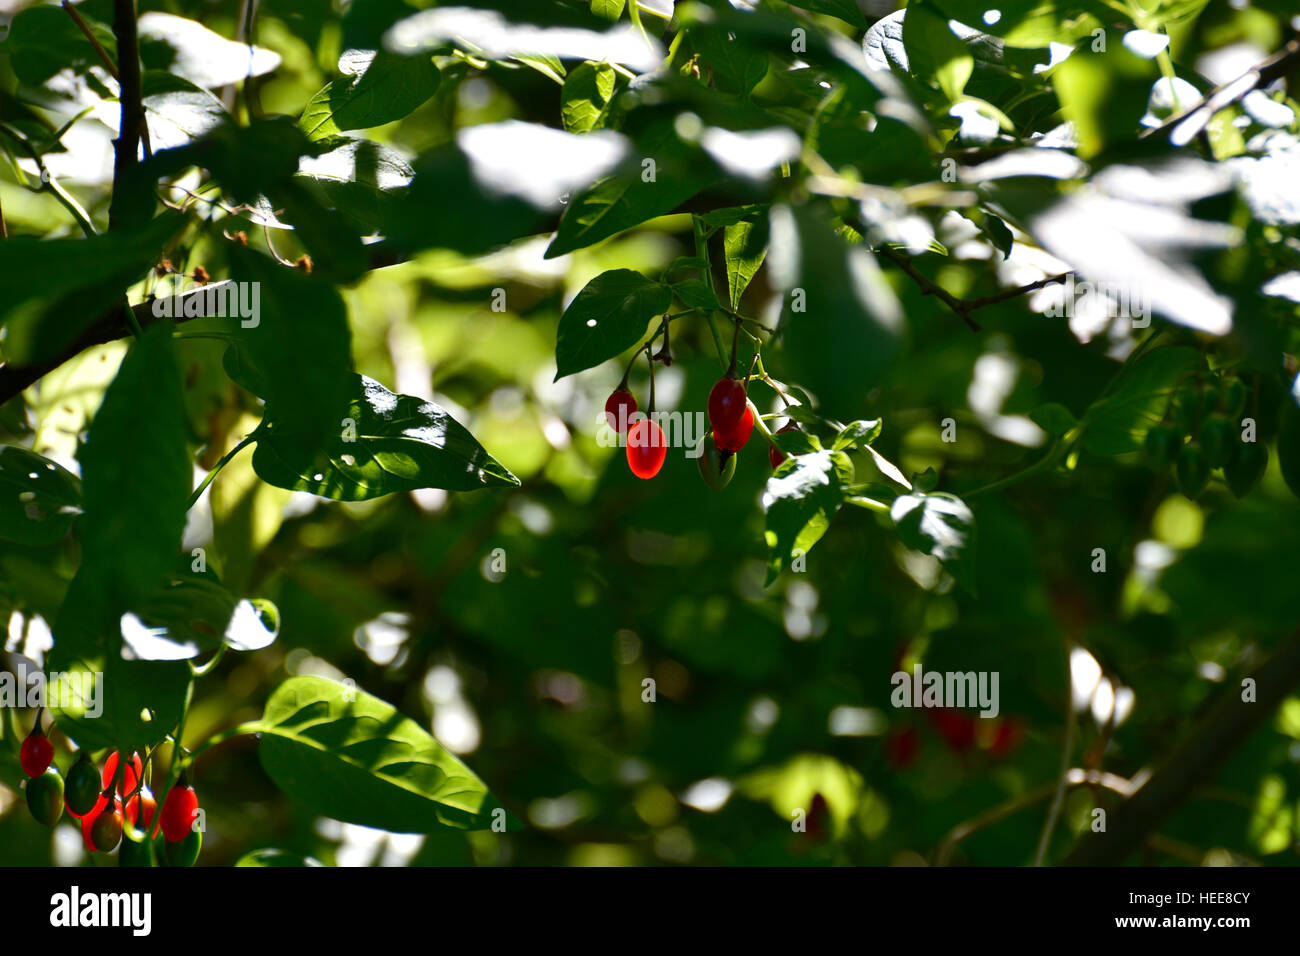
[1141,37,1300,146]
[935,769,1132,866]
[1063,627,1300,865]
[0,187,6,239]
[1034,643,1078,865]
[108,0,145,231]
[0,280,236,405]
[62,0,119,79]
[878,246,1072,331]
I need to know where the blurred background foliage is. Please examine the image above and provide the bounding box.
[2,0,1300,866]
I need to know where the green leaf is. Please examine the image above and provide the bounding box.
[140,72,227,151]
[120,567,279,661]
[235,848,326,867]
[554,270,671,380]
[930,0,1114,48]
[257,675,517,832]
[48,325,193,752]
[215,247,354,457]
[137,12,281,89]
[79,324,191,610]
[511,53,566,84]
[1277,375,1300,501]
[890,492,977,589]
[673,278,720,312]
[833,419,883,450]
[689,22,769,97]
[296,135,414,232]
[1,4,116,89]
[768,204,904,420]
[695,204,769,228]
[545,120,718,259]
[903,0,974,101]
[1082,346,1200,456]
[590,0,626,21]
[763,449,854,583]
[299,50,439,142]
[0,447,81,546]
[1029,402,1078,437]
[787,0,869,28]
[724,215,769,310]
[251,373,519,500]
[561,60,616,133]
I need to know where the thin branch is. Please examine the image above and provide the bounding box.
[62,0,118,79]
[108,0,145,232]
[1062,627,1300,865]
[935,769,1133,866]
[1034,644,1078,865]
[878,245,1072,331]
[0,280,236,405]
[1141,37,1300,146]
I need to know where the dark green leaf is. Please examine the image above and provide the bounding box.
[673,278,720,312]
[251,373,519,499]
[78,324,191,610]
[1083,347,1200,456]
[48,325,192,752]
[296,135,414,232]
[788,0,869,28]
[0,446,80,546]
[1,4,116,89]
[554,270,671,380]
[217,246,354,456]
[930,0,1113,47]
[257,676,517,832]
[0,214,185,365]
[1277,377,1300,501]
[1029,402,1078,437]
[768,204,904,420]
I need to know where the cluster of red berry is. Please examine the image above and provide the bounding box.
[18,712,203,866]
[606,370,801,485]
[885,712,1027,769]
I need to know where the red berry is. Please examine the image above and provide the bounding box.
[928,708,976,753]
[988,717,1026,759]
[20,729,54,778]
[805,792,829,841]
[707,377,747,434]
[102,751,143,795]
[769,423,799,470]
[604,387,637,433]
[626,419,667,479]
[161,784,200,843]
[714,404,754,453]
[886,724,921,769]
